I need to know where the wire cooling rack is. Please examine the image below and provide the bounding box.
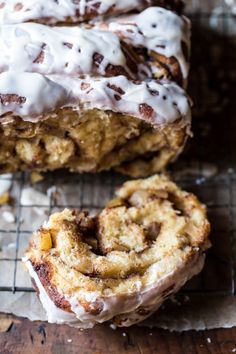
[0,0,236,300]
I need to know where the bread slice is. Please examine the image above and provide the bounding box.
[23,174,211,328]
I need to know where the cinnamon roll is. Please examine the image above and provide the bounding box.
[23,174,211,328]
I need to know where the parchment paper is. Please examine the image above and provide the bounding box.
[1,291,236,331]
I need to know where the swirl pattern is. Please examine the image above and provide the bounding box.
[24,175,210,327]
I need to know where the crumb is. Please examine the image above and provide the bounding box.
[2,210,15,223]
[47,186,57,197]
[110,324,117,330]
[0,192,10,205]
[6,243,16,249]
[47,186,58,203]
[0,175,12,204]
[225,0,236,14]
[30,172,44,184]
[173,162,218,179]
[20,187,52,216]
[149,333,153,336]
[195,177,206,185]
[122,332,127,337]
[21,187,49,205]
[232,349,236,353]
[184,295,190,303]
[0,174,12,196]
[207,338,211,343]
[67,339,72,343]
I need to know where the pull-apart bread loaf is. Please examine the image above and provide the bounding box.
[0,0,184,25]
[0,2,191,177]
[23,175,211,328]
[0,72,191,176]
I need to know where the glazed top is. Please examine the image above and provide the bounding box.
[0,23,138,78]
[0,7,190,80]
[0,3,191,127]
[0,0,165,25]
[0,71,191,126]
[102,7,190,79]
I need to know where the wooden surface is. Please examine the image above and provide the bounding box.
[1,314,236,354]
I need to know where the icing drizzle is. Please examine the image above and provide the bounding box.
[23,250,205,328]
[0,7,190,81]
[0,71,68,118]
[0,0,154,25]
[0,23,135,77]
[0,4,191,128]
[0,71,191,126]
[104,7,191,79]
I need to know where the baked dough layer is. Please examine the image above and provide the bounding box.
[24,174,211,327]
[0,108,188,176]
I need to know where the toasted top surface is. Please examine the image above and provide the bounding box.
[25,175,210,302]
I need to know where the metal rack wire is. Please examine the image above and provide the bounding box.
[0,0,236,300]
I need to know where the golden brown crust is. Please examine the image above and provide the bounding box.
[31,260,72,313]
[151,52,183,85]
[150,40,189,85]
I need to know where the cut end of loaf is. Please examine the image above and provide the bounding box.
[24,174,211,328]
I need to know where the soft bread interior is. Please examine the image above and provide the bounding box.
[24,175,210,326]
[0,109,187,177]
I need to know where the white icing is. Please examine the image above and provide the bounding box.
[2,210,15,223]
[0,174,12,195]
[0,7,190,82]
[0,23,132,77]
[0,0,151,25]
[21,187,50,206]
[21,187,52,216]
[53,74,191,124]
[0,71,68,118]
[0,71,191,125]
[23,252,205,327]
[24,259,78,325]
[104,7,191,79]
